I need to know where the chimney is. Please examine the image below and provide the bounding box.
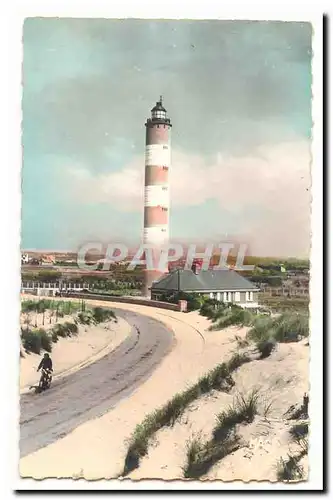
[191,262,200,275]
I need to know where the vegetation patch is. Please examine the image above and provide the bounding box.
[122,352,251,476]
[247,312,309,345]
[183,390,260,478]
[289,423,309,441]
[91,306,116,323]
[276,437,308,482]
[184,434,241,479]
[21,328,52,354]
[50,321,79,341]
[256,339,277,359]
[208,306,254,331]
[20,300,116,354]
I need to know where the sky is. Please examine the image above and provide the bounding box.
[22,18,312,257]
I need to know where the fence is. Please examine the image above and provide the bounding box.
[64,292,181,311]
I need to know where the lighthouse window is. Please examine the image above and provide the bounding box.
[152,110,166,119]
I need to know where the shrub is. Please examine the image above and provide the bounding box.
[273,313,309,342]
[92,307,116,323]
[209,306,254,331]
[256,338,277,359]
[199,299,222,319]
[246,315,274,343]
[51,321,78,338]
[35,328,53,352]
[289,423,309,441]
[161,291,202,311]
[21,329,41,354]
[63,321,79,335]
[21,300,38,313]
[247,312,309,345]
[51,330,59,343]
[77,311,95,325]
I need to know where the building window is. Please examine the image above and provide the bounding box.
[163,145,168,149]
[210,292,214,299]
[223,292,227,302]
[235,292,240,302]
[246,292,253,301]
[217,292,221,301]
[250,291,253,301]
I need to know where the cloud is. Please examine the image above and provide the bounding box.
[60,138,311,256]
[23,19,312,167]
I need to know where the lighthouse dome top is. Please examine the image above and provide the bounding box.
[146,96,172,127]
[151,96,166,114]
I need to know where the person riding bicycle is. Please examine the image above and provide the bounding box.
[37,353,53,390]
[37,352,53,373]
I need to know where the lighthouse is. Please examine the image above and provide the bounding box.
[143,97,172,297]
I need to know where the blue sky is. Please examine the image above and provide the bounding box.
[22,19,312,256]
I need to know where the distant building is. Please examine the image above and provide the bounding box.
[151,266,260,308]
[21,253,29,264]
[41,254,56,265]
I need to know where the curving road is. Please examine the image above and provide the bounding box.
[20,308,174,458]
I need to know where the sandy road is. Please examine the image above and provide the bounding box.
[20,308,174,458]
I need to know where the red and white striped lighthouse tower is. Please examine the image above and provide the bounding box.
[143,97,172,296]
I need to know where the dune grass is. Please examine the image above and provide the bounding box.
[122,351,251,475]
[21,303,116,353]
[289,423,309,441]
[21,299,84,315]
[184,434,241,479]
[207,305,255,331]
[21,328,52,354]
[276,437,308,482]
[183,390,260,478]
[247,312,309,345]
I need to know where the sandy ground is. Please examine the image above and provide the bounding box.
[20,302,309,483]
[20,306,131,391]
[129,340,309,482]
[20,305,243,479]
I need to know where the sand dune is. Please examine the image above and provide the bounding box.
[20,303,309,483]
[20,306,131,391]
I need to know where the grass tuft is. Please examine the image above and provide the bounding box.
[276,436,308,482]
[256,338,277,359]
[247,312,309,345]
[183,434,241,479]
[289,423,309,441]
[213,390,260,441]
[122,351,251,475]
[21,328,52,354]
[184,390,261,478]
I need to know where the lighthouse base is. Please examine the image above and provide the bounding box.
[142,269,166,298]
